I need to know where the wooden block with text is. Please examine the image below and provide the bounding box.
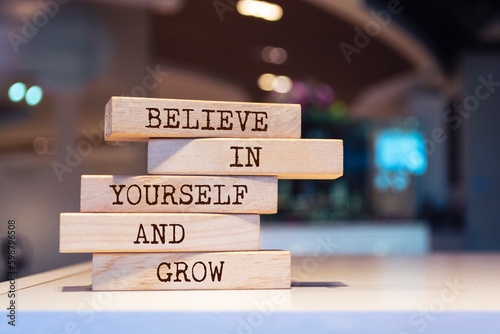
[60,213,259,253]
[148,138,343,179]
[92,251,291,290]
[105,96,301,141]
[80,175,278,213]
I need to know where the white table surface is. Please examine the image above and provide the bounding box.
[1,254,500,333]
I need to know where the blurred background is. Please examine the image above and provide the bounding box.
[1,0,500,278]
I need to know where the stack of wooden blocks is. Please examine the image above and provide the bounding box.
[60,97,343,290]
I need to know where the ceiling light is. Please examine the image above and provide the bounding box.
[237,0,283,21]
[261,46,287,64]
[272,75,292,93]
[257,73,275,91]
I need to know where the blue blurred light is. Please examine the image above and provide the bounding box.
[374,172,389,191]
[375,129,427,175]
[8,82,26,102]
[393,173,409,192]
[25,86,43,106]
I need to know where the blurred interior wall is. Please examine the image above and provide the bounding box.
[410,91,448,212]
[463,53,500,250]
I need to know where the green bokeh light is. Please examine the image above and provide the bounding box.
[8,82,26,102]
[25,86,43,106]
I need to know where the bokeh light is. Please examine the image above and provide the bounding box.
[8,82,26,102]
[257,73,275,91]
[237,0,283,21]
[25,85,43,106]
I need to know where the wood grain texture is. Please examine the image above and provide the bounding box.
[148,138,343,179]
[92,251,291,290]
[60,213,259,253]
[80,175,277,213]
[105,96,301,141]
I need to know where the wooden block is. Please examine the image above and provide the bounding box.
[60,213,259,253]
[92,251,291,290]
[80,175,277,213]
[148,138,343,179]
[105,96,301,141]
